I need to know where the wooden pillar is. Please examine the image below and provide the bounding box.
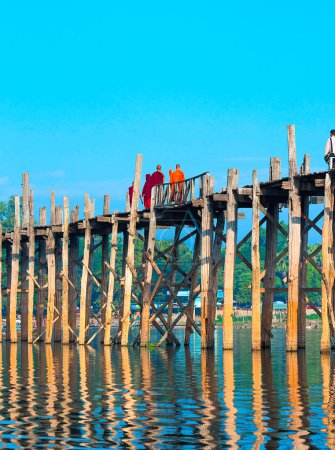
[27,190,35,343]
[0,225,3,342]
[62,197,70,344]
[50,190,56,228]
[79,195,91,345]
[117,231,128,342]
[22,173,29,229]
[104,215,119,345]
[37,207,47,338]
[251,170,261,350]
[200,174,215,348]
[6,245,12,341]
[286,124,301,352]
[321,172,333,352]
[140,189,156,347]
[121,154,142,346]
[45,227,56,344]
[261,158,281,348]
[184,234,201,346]
[69,207,79,342]
[85,200,94,341]
[299,154,310,348]
[54,206,63,342]
[9,196,20,343]
[100,195,110,343]
[20,240,29,341]
[223,169,238,350]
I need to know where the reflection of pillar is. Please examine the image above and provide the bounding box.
[7,343,19,445]
[261,349,279,448]
[223,350,239,447]
[62,346,71,441]
[102,346,116,443]
[45,345,57,439]
[321,353,335,448]
[200,350,217,447]
[120,347,136,446]
[252,351,265,448]
[287,352,308,449]
[78,346,92,441]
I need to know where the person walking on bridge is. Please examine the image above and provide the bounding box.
[142,174,153,209]
[324,130,335,169]
[151,165,165,186]
[169,164,185,202]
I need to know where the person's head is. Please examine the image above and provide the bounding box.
[156,165,162,171]
[176,164,181,170]
[330,130,335,136]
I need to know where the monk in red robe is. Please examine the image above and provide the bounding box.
[128,182,134,207]
[169,164,185,202]
[151,165,165,186]
[142,174,153,209]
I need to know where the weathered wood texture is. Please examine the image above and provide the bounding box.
[251,170,261,350]
[9,196,20,343]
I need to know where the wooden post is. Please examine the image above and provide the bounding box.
[27,190,35,343]
[22,173,29,228]
[45,227,56,344]
[50,190,56,226]
[261,158,281,348]
[54,206,63,342]
[184,234,201,346]
[101,195,110,341]
[9,196,20,343]
[116,231,128,342]
[20,240,29,341]
[62,197,70,344]
[299,154,310,348]
[79,194,91,345]
[0,225,3,342]
[69,231,79,342]
[121,154,142,346]
[6,245,12,341]
[223,169,238,350]
[140,188,156,347]
[286,124,301,352]
[37,208,47,338]
[321,172,333,352]
[200,174,215,348]
[251,170,261,350]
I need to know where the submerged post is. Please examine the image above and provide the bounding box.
[223,169,238,350]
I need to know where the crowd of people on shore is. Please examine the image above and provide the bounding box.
[128,164,185,209]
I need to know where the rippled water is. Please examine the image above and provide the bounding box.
[0,328,334,448]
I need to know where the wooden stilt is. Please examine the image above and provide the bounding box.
[54,206,63,342]
[79,194,91,345]
[9,196,20,343]
[22,173,29,228]
[184,234,201,346]
[116,231,128,342]
[121,154,142,346]
[261,158,281,348]
[37,208,47,339]
[104,215,119,345]
[6,245,12,341]
[62,197,70,344]
[223,169,238,350]
[69,209,79,342]
[321,172,333,352]
[299,154,310,348]
[251,170,261,350]
[0,225,3,342]
[20,241,29,341]
[100,195,110,343]
[140,188,156,347]
[286,125,301,352]
[27,190,35,343]
[45,226,56,344]
[200,174,215,348]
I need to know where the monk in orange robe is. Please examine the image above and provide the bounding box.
[169,164,185,202]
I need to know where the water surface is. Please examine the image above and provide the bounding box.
[0,328,333,448]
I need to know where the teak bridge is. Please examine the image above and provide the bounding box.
[0,125,333,352]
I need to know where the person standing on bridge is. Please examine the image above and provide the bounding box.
[151,165,165,186]
[324,130,335,169]
[142,174,153,209]
[169,164,185,202]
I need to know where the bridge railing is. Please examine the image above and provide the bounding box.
[153,172,209,207]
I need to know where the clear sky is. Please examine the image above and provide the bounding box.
[0,1,333,218]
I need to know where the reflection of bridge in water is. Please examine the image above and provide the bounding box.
[0,124,333,351]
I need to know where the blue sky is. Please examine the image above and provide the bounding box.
[0,1,333,218]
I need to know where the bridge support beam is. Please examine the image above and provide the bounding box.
[251,170,261,350]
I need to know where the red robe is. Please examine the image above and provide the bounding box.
[151,170,164,186]
[142,174,153,209]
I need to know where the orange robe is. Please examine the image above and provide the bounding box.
[169,169,185,201]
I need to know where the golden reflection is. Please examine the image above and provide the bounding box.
[78,346,93,442]
[200,350,217,449]
[120,346,137,449]
[102,346,116,443]
[223,350,240,449]
[61,345,71,441]
[7,343,19,446]
[21,344,36,446]
[287,352,308,449]
[252,351,265,448]
[45,344,58,438]
[321,353,335,447]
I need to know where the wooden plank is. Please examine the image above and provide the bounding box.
[223,169,238,349]
[45,227,56,344]
[286,124,301,352]
[27,190,35,343]
[62,196,70,344]
[251,170,261,350]
[140,188,156,347]
[121,154,142,346]
[79,194,91,345]
[320,172,333,352]
[9,196,20,343]
[261,157,280,348]
[200,174,215,348]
